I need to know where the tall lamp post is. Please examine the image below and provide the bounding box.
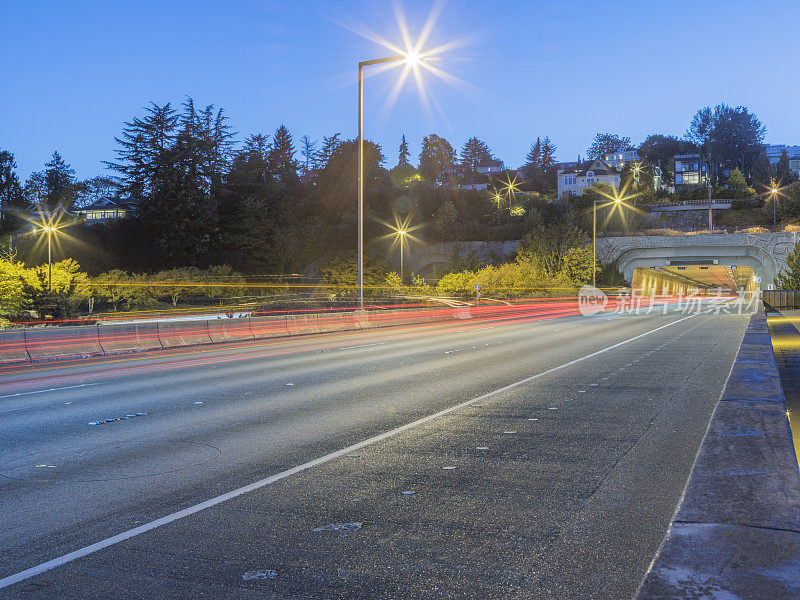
[357,52,420,309]
[593,197,622,288]
[35,226,56,290]
[398,229,407,283]
[772,187,778,231]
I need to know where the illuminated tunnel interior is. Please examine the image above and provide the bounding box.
[632,264,758,296]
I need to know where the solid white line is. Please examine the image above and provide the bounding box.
[338,341,388,350]
[0,310,709,590]
[0,383,97,400]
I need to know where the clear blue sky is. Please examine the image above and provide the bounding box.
[2,0,799,182]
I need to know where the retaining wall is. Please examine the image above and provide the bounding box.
[635,306,800,599]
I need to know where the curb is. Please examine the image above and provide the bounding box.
[635,306,800,599]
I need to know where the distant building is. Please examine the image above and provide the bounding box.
[765,144,800,165]
[790,156,800,180]
[602,149,640,168]
[73,197,140,224]
[475,159,504,175]
[557,159,621,199]
[673,154,708,188]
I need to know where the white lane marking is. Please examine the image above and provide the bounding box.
[338,342,388,351]
[0,383,97,400]
[0,310,708,590]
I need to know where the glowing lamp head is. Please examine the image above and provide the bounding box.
[772,188,778,195]
[614,197,622,204]
[398,229,407,237]
[404,50,422,67]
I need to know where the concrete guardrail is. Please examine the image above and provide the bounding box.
[635,305,800,599]
[1,304,544,365]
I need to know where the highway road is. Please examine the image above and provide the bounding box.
[0,303,749,599]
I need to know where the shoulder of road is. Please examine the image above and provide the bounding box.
[635,305,800,599]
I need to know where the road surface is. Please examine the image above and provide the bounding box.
[0,303,749,599]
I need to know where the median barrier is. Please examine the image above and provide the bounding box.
[0,300,578,365]
[249,315,290,339]
[285,313,321,336]
[98,322,162,354]
[24,325,104,361]
[316,312,353,334]
[635,306,800,599]
[207,317,254,343]
[156,320,213,348]
[0,329,31,364]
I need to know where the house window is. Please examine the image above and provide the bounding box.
[587,171,594,178]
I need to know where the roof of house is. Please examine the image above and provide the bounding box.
[559,158,619,177]
[476,159,503,168]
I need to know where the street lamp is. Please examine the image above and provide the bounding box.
[772,187,779,231]
[35,226,56,290]
[593,197,622,288]
[358,51,422,309]
[396,229,408,282]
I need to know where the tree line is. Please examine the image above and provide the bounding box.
[0,99,784,281]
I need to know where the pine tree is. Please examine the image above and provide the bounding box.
[777,150,796,186]
[525,138,542,169]
[752,151,774,193]
[460,137,493,176]
[44,151,76,209]
[300,135,317,175]
[775,241,800,289]
[0,150,23,210]
[315,133,342,170]
[105,102,179,197]
[540,136,557,170]
[398,134,410,166]
[268,124,297,182]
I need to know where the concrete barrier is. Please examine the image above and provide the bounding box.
[285,313,321,336]
[98,322,162,354]
[249,315,290,340]
[635,307,800,599]
[316,311,354,333]
[156,320,213,348]
[207,317,254,343]
[24,325,104,361]
[0,329,30,364]
[0,301,573,365]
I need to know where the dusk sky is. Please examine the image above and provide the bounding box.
[3,0,799,181]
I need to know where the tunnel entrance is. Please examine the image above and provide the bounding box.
[632,264,758,296]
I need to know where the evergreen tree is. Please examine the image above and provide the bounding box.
[0,150,23,210]
[752,151,774,193]
[775,241,800,289]
[525,138,542,169]
[300,135,317,175]
[540,136,557,169]
[268,124,297,182]
[105,102,179,197]
[43,151,76,209]
[135,146,218,268]
[777,150,796,186]
[459,137,493,176]
[315,133,342,170]
[398,134,410,166]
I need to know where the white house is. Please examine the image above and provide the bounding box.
[557,159,621,199]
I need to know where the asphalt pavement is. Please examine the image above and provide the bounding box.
[0,303,749,599]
